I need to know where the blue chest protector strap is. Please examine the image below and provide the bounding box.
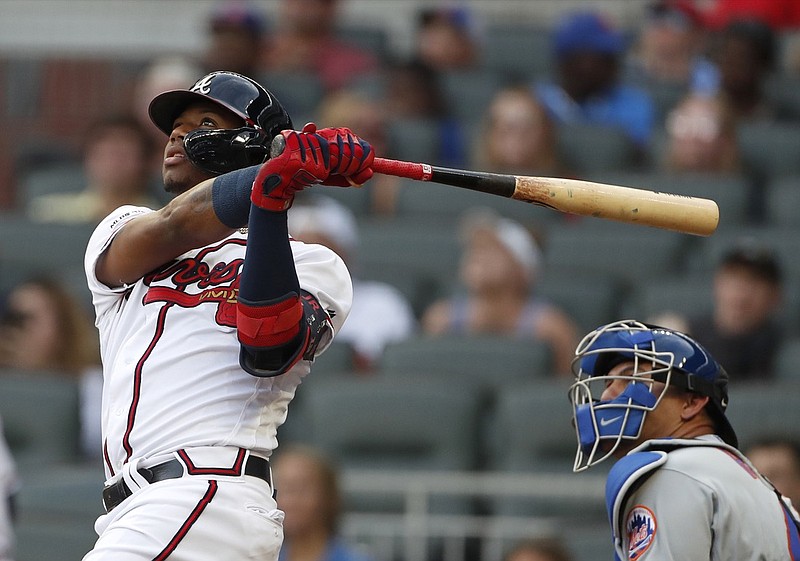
[605,451,668,561]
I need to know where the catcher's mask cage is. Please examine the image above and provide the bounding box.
[568,319,736,472]
[148,70,293,175]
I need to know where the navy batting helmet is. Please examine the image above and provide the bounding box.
[569,319,737,471]
[148,70,293,174]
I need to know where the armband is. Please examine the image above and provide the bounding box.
[211,165,259,228]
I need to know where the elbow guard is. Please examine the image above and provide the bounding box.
[236,292,303,349]
[237,292,332,377]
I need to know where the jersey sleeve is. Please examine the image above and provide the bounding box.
[290,239,353,356]
[619,467,714,560]
[84,205,154,316]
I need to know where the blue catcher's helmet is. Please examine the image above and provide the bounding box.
[148,71,293,174]
[569,319,736,471]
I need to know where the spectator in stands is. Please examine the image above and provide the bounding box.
[0,415,17,561]
[263,0,378,91]
[626,0,719,98]
[274,444,375,561]
[203,1,266,77]
[131,55,204,157]
[534,10,655,153]
[414,5,480,71]
[651,240,784,381]
[745,437,800,508]
[661,92,741,173]
[288,194,416,372]
[316,88,400,215]
[711,18,779,123]
[699,0,800,31]
[473,86,565,177]
[503,537,575,561]
[0,276,102,458]
[27,114,160,224]
[382,58,467,167]
[421,209,579,376]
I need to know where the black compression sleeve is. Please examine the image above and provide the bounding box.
[239,205,300,303]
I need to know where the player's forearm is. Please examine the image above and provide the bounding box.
[96,179,236,287]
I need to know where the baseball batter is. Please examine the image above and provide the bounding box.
[568,319,800,560]
[81,71,373,560]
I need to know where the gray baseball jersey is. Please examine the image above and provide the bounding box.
[607,435,800,561]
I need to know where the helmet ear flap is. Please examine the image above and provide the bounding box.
[184,127,271,175]
[256,100,294,141]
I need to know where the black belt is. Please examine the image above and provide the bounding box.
[102,455,271,513]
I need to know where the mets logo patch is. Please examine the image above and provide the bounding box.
[626,505,656,560]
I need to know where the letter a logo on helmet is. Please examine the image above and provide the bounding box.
[190,74,215,95]
[148,71,293,175]
[148,71,292,141]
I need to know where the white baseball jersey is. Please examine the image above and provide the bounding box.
[608,435,800,561]
[0,416,18,561]
[84,205,352,478]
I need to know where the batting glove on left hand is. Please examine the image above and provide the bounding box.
[314,125,375,187]
[251,123,332,212]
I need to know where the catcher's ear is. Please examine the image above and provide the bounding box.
[680,393,710,421]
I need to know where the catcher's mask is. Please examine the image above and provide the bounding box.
[148,70,292,174]
[569,319,736,472]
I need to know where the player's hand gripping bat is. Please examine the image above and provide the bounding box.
[371,158,719,237]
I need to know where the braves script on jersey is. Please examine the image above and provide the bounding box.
[84,205,352,478]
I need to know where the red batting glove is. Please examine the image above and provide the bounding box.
[251,124,332,212]
[314,126,375,187]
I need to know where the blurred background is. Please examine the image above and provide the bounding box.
[2,1,800,560]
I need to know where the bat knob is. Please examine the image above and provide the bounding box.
[270,134,286,159]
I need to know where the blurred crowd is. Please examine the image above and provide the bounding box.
[3,0,800,560]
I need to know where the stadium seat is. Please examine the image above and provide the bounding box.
[765,174,800,228]
[335,24,389,60]
[684,225,800,280]
[484,380,606,520]
[0,370,82,469]
[536,271,623,333]
[724,382,800,449]
[255,71,324,125]
[540,220,690,288]
[378,335,552,389]
[486,380,576,474]
[774,337,800,382]
[309,341,357,378]
[354,217,460,314]
[386,117,442,165]
[737,122,800,179]
[300,377,483,514]
[481,24,552,81]
[556,124,638,174]
[439,69,506,127]
[0,212,94,272]
[13,462,104,561]
[625,272,714,322]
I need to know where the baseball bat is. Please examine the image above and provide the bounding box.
[371,158,719,237]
